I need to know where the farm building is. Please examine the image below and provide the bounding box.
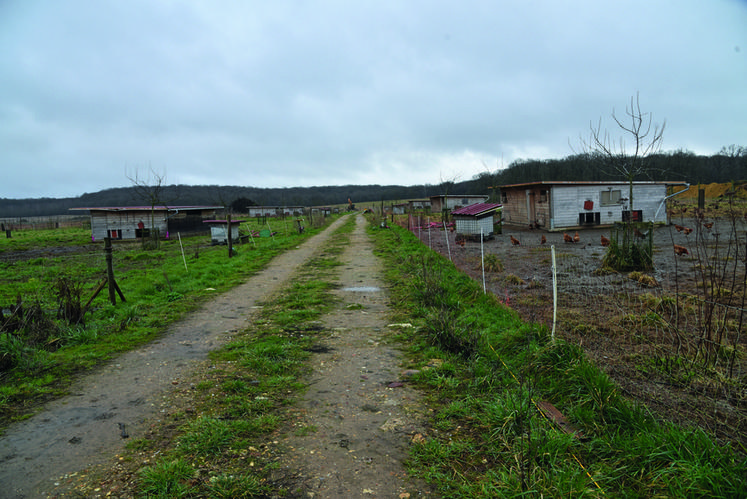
[498,181,689,230]
[429,194,488,215]
[246,206,305,218]
[391,203,408,215]
[203,219,244,245]
[451,203,502,240]
[391,199,432,215]
[70,205,223,241]
[312,207,333,216]
[408,199,431,212]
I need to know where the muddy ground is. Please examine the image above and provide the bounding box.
[0,215,430,498]
[414,218,747,453]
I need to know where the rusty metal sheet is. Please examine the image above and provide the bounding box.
[537,400,585,439]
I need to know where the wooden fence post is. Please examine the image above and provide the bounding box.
[105,237,116,304]
[227,214,233,258]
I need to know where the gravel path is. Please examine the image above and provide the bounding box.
[268,214,429,498]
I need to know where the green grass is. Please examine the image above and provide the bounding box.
[0,216,339,427]
[368,219,747,498]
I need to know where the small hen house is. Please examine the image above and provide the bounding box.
[451,202,502,240]
[204,219,244,245]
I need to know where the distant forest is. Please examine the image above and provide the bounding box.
[2,148,745,217]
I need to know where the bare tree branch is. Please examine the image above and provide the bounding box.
[576,92,666,211]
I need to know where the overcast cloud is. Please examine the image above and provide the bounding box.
[1,0,745,199]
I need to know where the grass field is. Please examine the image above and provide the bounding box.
[0,216,335,427]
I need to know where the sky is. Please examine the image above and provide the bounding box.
[1,1,745,200]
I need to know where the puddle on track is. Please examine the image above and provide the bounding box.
[341,286,381,292]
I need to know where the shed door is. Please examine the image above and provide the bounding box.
[526,190,535,226]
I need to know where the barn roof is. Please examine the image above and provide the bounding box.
[451,202,502,217]
[499,181,687,189]
[70,205,223,212]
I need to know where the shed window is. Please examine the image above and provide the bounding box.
[601,190,621,206]
[500,192,507,203]
[539,190,547,202]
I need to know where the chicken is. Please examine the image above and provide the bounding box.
[573,231,580,243]
[674,224,684,232]
[673,244,689,256]
[600,235,610,247]
[541,235,547,245]
[703,222,714,230]
[510,235,521,246]
[683,227,693,236]
[563,232,574,243]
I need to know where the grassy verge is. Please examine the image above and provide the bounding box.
[67,215,356,497]
[0,217,337,428]
[369,218,747,497]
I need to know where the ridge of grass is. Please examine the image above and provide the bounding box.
[369,217,747,498]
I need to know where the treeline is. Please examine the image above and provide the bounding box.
[0,184,434,218]
[2,149,744,217]
[462,149,747,196]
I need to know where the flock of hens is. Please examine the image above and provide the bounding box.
[504,223,712,258]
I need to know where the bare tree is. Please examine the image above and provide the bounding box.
[577,92,666,213]
[126,166,169,249]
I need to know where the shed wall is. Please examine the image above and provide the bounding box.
[501,183,669,230]
[90,211,168,241]
[551,184,667,228]
[454,215,495,236]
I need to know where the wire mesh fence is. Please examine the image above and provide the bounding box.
[397,215,747,383]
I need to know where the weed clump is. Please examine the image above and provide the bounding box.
[483,254,504,273]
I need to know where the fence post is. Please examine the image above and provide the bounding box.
[551,245,557,341]
[227,214,233,258]
[105,237,116,305]
[442,221,451,261]
[481,232,486,293]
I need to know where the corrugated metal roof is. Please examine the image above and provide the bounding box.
[499,180,687,189]
[451,202,502,216]
[70,205,223,212]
